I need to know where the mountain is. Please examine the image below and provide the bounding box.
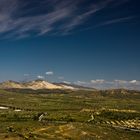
[0,80,95,90]
[0,80,24,89]
[54,82,96,91]
[23,80,62,90]
[0,80,64,90]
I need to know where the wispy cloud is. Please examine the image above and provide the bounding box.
[46,71,54,75]
[0,0,73,38]
[80,16,137,32]
[0,0,136,39]
[95,16,135,27]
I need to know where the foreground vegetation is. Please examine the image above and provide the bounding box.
[0,89,140,140]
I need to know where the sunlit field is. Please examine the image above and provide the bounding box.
[0,89,140,140]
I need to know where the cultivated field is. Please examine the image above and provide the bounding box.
[0,89,140,140]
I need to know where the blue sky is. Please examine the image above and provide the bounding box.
[0,0,140,88]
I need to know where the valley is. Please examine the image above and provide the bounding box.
[0,88,140,139]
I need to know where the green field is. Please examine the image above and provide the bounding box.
[0,89,140,140]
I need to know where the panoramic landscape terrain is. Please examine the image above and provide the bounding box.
[0,80,140,139]
[0,0,140,139]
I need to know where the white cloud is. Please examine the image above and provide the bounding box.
[72,79,140,90]
[63,81,71,84]
[74,81,91,87]
[37,75,44,79]
[129,80,140,86]
[114,80,128,84]
[91,79,105,84]
[75,81,86,85]
[46,71,54,75]
[129,80,137,84]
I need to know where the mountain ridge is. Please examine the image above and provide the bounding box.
[0,80,96,91]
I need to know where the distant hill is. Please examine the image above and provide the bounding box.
[0,80,24,89]
[0,80,96,91]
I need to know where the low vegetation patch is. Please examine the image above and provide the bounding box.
[0,89,140,139]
